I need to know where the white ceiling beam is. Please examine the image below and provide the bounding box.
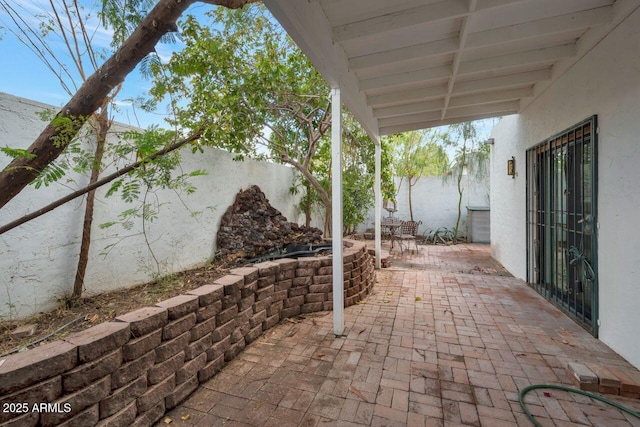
[359,44,574,94]
[466,7,612,49]
[458,44,576,75]
[380,111,517,135]
[444,100,520,119]
[379,111,443,128]
[373,99,445,119]
[320,0,431,27]
[448,87,533,108]
[349,38,459,72]
[475,0,531,11]
[453,69,552,95]
[358,44,573,94]
[360,66,451,92]
[333,0,468,43]
[368,85,448,108]
[441,0,478,120]
[348,6,608,74]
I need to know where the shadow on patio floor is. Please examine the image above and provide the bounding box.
[161,244,640,426]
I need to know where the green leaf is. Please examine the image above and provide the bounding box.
[188,169,207,177]
[1,147,36,160]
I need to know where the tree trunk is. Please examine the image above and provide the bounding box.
[0,0,257,209]
[281,156,331,215]
[453,147,467,242]
[453,173,463,242]
[408,176,414,221]
[304,180,312,227]
[72,112,108,299]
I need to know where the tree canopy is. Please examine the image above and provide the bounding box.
[388,129,449,221]
[150,4,394,234]
[0,0,258,209]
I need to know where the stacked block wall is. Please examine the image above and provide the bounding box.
[0,240,374,426]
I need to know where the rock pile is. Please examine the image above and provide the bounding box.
[216,185,323,261]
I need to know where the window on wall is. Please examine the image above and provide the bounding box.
[526,116,598,336]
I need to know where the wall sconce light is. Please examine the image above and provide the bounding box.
[482,138,495,145]
[507,156,516,178]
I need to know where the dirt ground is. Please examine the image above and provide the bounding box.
[0,262,233,356]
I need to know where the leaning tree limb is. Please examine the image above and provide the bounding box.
[0,0,258,209]
[0,132,202,235]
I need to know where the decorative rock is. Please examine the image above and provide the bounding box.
[9,324,36,339]
[215,186,322,261]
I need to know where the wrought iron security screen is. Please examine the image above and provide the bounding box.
[526,116,598,335]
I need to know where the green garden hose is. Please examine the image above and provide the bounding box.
[518,384,640,426]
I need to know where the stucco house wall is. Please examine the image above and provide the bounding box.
[0,93,307,319]
[490,8,640,368]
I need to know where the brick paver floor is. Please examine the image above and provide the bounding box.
[161,244,640,426]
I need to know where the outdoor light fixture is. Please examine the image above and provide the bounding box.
[507,156,516,178]
[482,138,495,145]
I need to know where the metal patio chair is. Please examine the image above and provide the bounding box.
[396,220,422,254]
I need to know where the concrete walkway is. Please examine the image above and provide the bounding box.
[161,244,640,426]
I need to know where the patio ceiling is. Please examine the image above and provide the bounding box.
[263,0,631,137]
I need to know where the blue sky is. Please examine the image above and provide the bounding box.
[0,0,200,129]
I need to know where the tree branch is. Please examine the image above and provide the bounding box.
[0,132,201,235]
[0,0,258,209]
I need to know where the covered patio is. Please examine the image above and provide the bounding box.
[162,244,640,426]
[258,0,638,340]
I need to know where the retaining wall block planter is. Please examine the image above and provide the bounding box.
[0,240,375,426]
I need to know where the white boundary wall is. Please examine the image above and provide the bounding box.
[0,93,307,319]
[490,8,640,368]
[360,175,490,238]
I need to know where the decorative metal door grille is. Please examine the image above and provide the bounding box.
[526,116,598,335]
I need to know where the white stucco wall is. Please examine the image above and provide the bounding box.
[490,8,640,368]
[0,93,306,319]
[360,174,490,238]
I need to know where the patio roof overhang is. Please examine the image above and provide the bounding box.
[262,0,639,336]
[264,0,636,138]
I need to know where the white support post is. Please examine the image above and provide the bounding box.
[331,88,344,336]
[374,137,382,269]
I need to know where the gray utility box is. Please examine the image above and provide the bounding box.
[466,206,490,243]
